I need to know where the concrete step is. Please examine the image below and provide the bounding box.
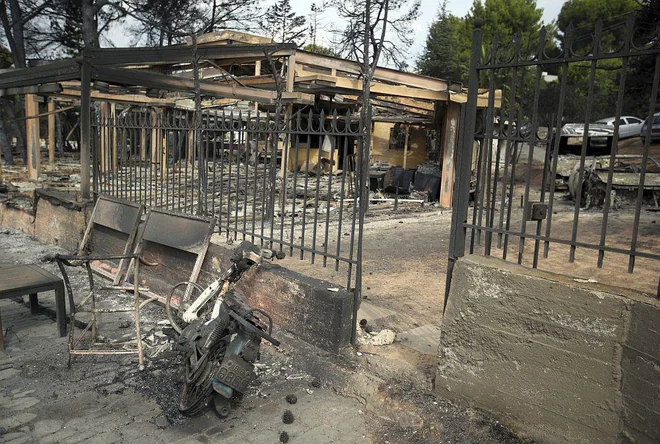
[397,324,442,356]
[356,301,396,327]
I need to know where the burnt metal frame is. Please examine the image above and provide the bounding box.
[77,195,144,285]
[124,207,216,305]
[56,253,144,369]
[0,44,309,199]
[446,18,660,308]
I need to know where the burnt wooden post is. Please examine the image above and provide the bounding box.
[25,93,40,180]
[48,99,56,164]
[80,60,92,199]
[110,102,117,175]
[439,101,461,207]
[99,102,109,175]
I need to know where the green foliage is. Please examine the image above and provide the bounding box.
[557,0,641,121]
[303,44,337,57]
[557,0,640,51]
[0,45,13,69]
[418,0,553,84]
[49,0,85,56]
[416,1,465,82]
[626,0,660,118]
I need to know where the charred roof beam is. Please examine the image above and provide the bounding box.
[85,44,295,67]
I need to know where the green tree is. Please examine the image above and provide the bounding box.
[557,0,639,51]
[416,1,465,82]
[303,43,337,57]
[556,0,641,121]
[627,0,660,118]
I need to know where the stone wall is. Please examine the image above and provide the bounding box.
[437,255,660,444]
[33,190,89,252]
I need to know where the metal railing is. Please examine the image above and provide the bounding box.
[447,17,660,304]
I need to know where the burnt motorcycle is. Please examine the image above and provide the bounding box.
[165,241,284,417]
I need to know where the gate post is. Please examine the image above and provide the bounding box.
[444,19,484,312]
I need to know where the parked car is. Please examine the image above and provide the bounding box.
[594,116,644,139]
[641,112,660,143]
[560,122,614,153]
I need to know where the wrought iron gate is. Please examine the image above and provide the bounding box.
[446,17,660,306]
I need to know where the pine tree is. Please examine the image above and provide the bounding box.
[416,1,465,82]
[261,0,306,45]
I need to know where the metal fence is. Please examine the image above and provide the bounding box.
[92,107,367,297]
[447,17,660,304]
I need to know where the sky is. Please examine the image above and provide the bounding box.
[298,0,568,61]
[109,0,568,67]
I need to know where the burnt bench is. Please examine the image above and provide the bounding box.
[0,263,66,349]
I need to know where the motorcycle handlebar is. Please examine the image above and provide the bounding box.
[232,241,285,264]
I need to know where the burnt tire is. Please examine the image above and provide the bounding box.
[178,337,229,416]
[178,374,214,416]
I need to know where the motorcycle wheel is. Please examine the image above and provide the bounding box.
[178,338,229,416]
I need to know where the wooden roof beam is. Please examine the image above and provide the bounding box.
[0,83,63,97]
[85,44,295,67]
[295,50,449,92]
[91,66,314,105]
[0,60,81,89]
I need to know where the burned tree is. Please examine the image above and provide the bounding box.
[128,0,206,46]
[325,0,420,70]
[260,0,306,45]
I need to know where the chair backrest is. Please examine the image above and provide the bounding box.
[79,195,144,285]
[125,208,215,302]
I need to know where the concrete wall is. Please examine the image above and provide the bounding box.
[0,196,354,354]
[33,190,89,252]
[199,244,354,353]
[438,255,660,444]
[371,122,428,168]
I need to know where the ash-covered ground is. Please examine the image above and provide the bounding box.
[1,227,537,443]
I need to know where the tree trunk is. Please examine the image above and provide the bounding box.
[0,114,13,165]
[81,0,100,49]
[2,98,26,163]
[3,0,27,68]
